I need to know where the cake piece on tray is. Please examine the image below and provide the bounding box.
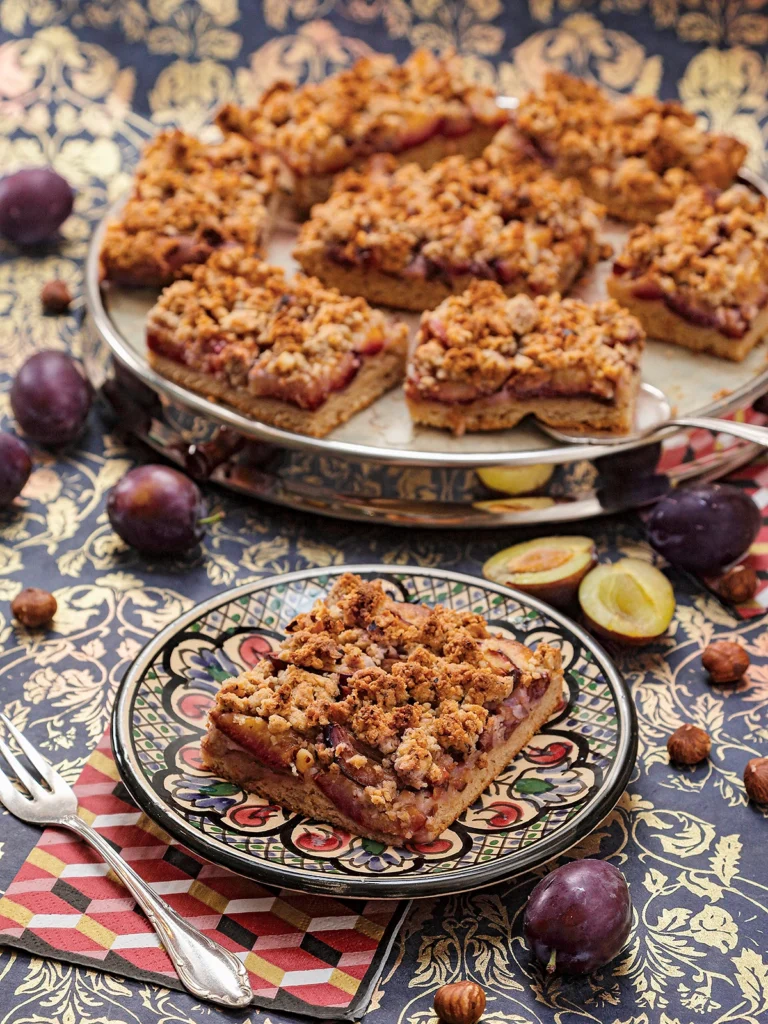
[202,572,564,845]
[100,130,280,288]
[405,280,645,437]
[607,184,768,361]
[293,134,608,312]
[217,48,508,214]
[146,248,408,437]
[514,72,747,223]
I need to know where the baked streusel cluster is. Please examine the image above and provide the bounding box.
[612,184,768,337]
[515,72,747,218]
[147,248,406,409]
[217,49,506,176]
[101,130,280,285]
[294,138,608,293]
[407,281,645,402]
[211,573,560,791]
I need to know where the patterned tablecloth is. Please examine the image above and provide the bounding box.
[1,4,768,1024]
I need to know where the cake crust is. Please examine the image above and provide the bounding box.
[514,71,747,222]
[100,130,280,288]
[146,248,408,437]
[406,281,645,436]
[294,130,608,311]
[607,183,768,360]
[201,573,564,844]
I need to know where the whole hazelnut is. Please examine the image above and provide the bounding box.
[433,981,486,1024]
[716,564,758,605]
[744,757,768,804]
[41,279,72,314]
[11,587,57,628]
[701,640,750,684]
[667,724,711,765]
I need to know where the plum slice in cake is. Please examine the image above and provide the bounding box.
[100,130,280,288]
[607,184,768,361]
[201,573,564,845]
[293,131,608,312]
[514,72,747,223]
[405,281,645,436]
[146,249,407,437]
[217,48,508,215]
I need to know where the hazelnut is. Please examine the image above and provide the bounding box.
[716,565,758,605]
[702,640,750,684]
[744,757,768,804]
[433,981,486,1024]
[667,724,711,765]
[41,279,72,314]
[11,587,57,628]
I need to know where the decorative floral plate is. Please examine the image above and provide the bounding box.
[112,566,636,898]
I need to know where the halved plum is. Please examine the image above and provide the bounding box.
[212,712,300,772]
[483,536,596,607]
[480,636,531,677]
[391,600,430,627]
[314,768,427,840]
[325,724,394,788]
[477,464,554,497]
[578,558,675,645]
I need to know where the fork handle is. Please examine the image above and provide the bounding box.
[62,814,252,1008]
[670,416,768,448]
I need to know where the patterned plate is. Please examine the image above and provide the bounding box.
[112,566,637,898]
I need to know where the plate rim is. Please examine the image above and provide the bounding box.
[111,564,638,898]
[86,172,768,471]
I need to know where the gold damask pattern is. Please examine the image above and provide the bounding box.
[0,4,768,1024]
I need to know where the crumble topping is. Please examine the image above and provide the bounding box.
[210,573,561,792]
[515,72,746,217]
[100,130,280,285]
[407,281,644,403]
[217,48,507,176]
[146,248,407,410]
[612,184,768,336]
[294,131,608,294]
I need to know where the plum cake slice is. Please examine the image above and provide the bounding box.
[201,573,564,845]
[217,48,508,215]
[607,184,768,361]
[100,129,280,288]
[405,281,645,437]
[293,131,608,312]
[146,248,408,437]
[514,72,746,223]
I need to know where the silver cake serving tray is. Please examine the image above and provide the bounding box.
[83,169,768,528]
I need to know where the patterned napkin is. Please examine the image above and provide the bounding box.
[0,730,408,1019]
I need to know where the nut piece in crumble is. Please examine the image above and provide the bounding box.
[201,572,564,844]
[217,48,508,214]
[146,248,408,438]
[607,184,768,361]
[514,72,746,223]
[100,130,280,288]
[405,280,645,437]
[293,129,609,312]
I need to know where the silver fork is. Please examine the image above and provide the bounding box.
[0,715,252,1009]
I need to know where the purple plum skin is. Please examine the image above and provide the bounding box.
[647,483,761,575]
[524,859,632,975]
[0,433,31,507]
[0,168,74,245]
[10,351,92,446]
[107,464,208,555]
